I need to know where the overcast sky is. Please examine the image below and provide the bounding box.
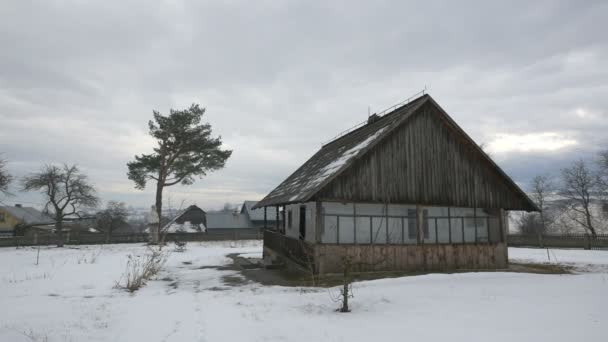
[1,0,607,211]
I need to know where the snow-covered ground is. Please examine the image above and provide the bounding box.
[1,243,606,342]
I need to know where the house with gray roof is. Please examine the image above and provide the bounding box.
[241,201,281,228]
[0,204,55,236]
[255,93,537,274]
[205,211,258,234]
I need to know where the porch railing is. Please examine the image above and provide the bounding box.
[263,230,315,270]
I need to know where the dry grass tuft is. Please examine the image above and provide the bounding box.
[115,247,170,292]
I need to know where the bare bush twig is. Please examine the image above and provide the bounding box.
[115,247,170,292]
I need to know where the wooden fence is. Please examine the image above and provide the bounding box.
[0,230,262,248]
[507,234,608,250]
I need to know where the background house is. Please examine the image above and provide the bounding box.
[0,204,55,237]
[161,205,207,233]
[159,204,262,235]
[241,200,281,228]
[205,211,258,234]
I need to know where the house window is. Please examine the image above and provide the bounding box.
[288,210,292,228]
[407,209,417,240]
[0,212,4,222]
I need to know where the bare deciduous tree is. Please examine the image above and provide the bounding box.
[97,201,129,243]
[597,149,608,219]
[0,157,12,196]
[529,175,555,246]
[22,164,99,247]
[517,212,542,235]
[560,160,598,237]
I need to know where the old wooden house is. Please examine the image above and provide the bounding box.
[254,93,537,274]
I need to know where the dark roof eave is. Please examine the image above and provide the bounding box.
[252,198,307,209]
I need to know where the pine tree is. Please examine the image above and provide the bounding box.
[127,104,232,244]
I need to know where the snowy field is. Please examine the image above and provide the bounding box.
[0,242,606,342]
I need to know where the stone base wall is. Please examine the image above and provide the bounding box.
[313,243,508,274]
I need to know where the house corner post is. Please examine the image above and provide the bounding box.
[315,201,322,244]
[275,205,280,232]
[263,206,267,230]
[499,208,508,266]
[416,204,427,270]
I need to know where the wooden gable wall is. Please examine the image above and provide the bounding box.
[315,101,535,210]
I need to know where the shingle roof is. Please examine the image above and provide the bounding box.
[254,95,429,208]
[0,206,55,225]
[206,212,253,229]
[241,201,279,221]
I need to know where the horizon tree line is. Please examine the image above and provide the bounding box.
[519,149,608,239]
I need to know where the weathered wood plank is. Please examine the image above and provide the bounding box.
[319,102,532,210]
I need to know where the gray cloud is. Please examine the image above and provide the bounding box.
[1,0,607,210]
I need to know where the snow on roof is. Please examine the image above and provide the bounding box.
[162,205,205,230]
[254,95,428,208]
[163,222,205,233]
[0,206,55,225]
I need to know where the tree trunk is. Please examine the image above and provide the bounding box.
[55,219,64,248]
[537,213,545,248]
[106,224,112,244]
[151,182,163,244]
[584,206,597,238]
[340,259,351,313]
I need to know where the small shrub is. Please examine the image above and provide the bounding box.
[174,240,187,252]
[116,247,170,292]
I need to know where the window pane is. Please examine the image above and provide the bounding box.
[436,217,450,243]
[450,218,464,243]
[355,217,371,244]
[322,216,338,243]
[488,217,501,243]
[371,217,386,244]
[423,210,433,243]
[388,217,403,244]
[338,217,355,244]
[355,203,385,216]
[407,209,417,241]
[476,218,489,242]
[463,217,476,242]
